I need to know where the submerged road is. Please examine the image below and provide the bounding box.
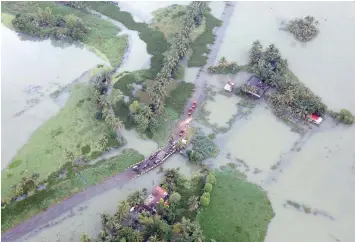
[1,2,236,241]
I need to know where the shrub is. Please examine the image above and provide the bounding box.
[204,183,212,193]
[169,192,182,204]
[207,133,216,139]
[202,192,210,200]
[172,65,185,80]
[81,145,91,155]
[206,173,216,185]
[329,109,355,125]
[200,195,210,207]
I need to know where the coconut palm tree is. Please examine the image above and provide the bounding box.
[80,233,91,242]
[116,200,130,222]
[128,190,144,207]
[218,57,228,67]
[98,134,108,151]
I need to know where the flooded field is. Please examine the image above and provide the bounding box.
[210,1,355,242]
[117,1,189,23]
[19,155,197,242]
[1,25,105,168]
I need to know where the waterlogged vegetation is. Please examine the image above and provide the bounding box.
[152,4,206,43]
[198,168,274,242]
[188,12,222,67]
[85,1,169,78]
[1,149,143,232]
[282,16,320,42]
[1,1,128,67]
[208,56,243,74]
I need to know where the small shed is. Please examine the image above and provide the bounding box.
[245,76,270,98]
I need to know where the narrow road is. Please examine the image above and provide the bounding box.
[1,2,236,241]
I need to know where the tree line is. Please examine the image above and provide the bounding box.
[12,6,89,42]
[148,2,208,117]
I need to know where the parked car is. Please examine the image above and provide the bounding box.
[132,165,139,171]
[192,101,197,109]
[188,108,193,116]
[154,159,161,164]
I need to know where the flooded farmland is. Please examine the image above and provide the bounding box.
[2,1,355,241]
[1,25,105,168]
[207,1,355,242]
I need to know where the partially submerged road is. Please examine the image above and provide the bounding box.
[2,2,236,241]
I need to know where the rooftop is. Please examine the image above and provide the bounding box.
[245,76,270,98]
[144,186,168,207]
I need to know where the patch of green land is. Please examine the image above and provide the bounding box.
[188,12,222,67]
[1,83,119,199]
[1,1,128,67]
[152,4,206,42]
[85,2,169,78]
[1,149,144,232]
[198,169,274,242]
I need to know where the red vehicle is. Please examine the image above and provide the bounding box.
[179,130,184,137]
[192,101,197,109]
[188,108,193,116]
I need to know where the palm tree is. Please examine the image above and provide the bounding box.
[98,134,108,151]
[148,234,160,242]
[218,57,228,67]
[188,195,200,212]
[100,213,110,227]
[114,117,123,132]
[80,233,91,242]
[128,190,144,206]
[116,200,130,222]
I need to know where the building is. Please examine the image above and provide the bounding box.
[144,186,168,207]
[224,80,235,92]
[245,76,270,98]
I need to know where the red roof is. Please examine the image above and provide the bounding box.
[311,113,320,120]
[144,186,168,206]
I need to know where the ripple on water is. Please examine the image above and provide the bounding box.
[204,92,241,129]
[264,125,355,242]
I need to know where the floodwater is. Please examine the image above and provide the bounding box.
[204,93,240,129]
[94,12,151,72]
[1,25,105,169]
[209,1,226,20]
[117,1,189,23]
[210,2,355,242]
[19,155,197,242]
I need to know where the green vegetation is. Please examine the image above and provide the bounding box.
[85,1,169,78]
[152,4,206,42]
[329,109,355,125]
[1,83,121,199]
[208,56,243,74]
[198,169,274,242]
[1,149,143,232]
[282,16,319,42]
[165,82,195,114]
[12,6,89,42]
[87,168,208,241]
[188,12,222,67]
[1,1,128,67]
[187,129,219,164]
[1,12,15,29]
[245,40,328,122]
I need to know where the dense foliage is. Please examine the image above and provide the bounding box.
[329,109,355,125]
[187,130,219,164]
[282,16,319,42]
[86,168,211,241]
[208,56,241,74]
[12,6,89,42]
[246,40,327,120]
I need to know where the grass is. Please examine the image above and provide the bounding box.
[165,82,195,114]
[1,149,144,232]
[1,1,128,68]
[152,4,206,42]
[85,2,169,78]
[188,13,222,67]
[198,169,274,242]
[1,12,15,30]
[1,84,118,199]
